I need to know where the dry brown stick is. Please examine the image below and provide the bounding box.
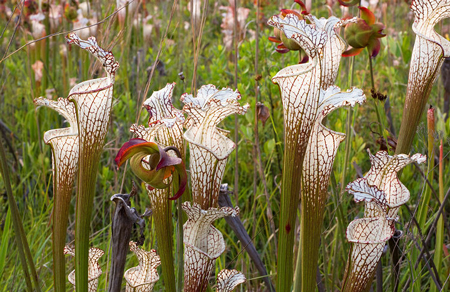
[218,188,275,291]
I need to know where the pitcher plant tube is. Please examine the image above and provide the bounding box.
[341,150,426,291]
[182,202,239,292]
[295,86,365,292]
[267,11,356,291]
[181,84,249,209]
[395,0,450,155]
[34,97,78,292]
[64,32,119,291]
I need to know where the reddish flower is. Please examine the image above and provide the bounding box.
[115,138,187,200]
[343,7,386,58]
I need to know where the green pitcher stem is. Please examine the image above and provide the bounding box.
[151,189,176,292]
[294,188,326,292]
[53,180,72,292]
[173,174,184,292]
[277,141,304,292]
[341,56,355,192]
[75,151,101,291]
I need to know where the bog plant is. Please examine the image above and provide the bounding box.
[1,0,449,291]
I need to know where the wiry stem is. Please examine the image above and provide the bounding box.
[233,0,240,204]
[368,51,384,137]
[341,56,355,192]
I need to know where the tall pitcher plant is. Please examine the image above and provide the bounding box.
[34,97,78,292]
[34,33,119,291]
[181,85,248,291]
[66,33,119,290]
[396,0,450,154]
[267,10,363,291]
[129,83,186,292]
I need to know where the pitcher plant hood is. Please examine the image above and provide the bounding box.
[131,82,185,158]
[64,246,104,292]
[182,202,239,292]
[124,242,160,292]
[182,84,249,209]
[216,269,246,292]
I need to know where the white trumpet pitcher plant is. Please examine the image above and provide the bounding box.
[129,83,186,292]
[182,202,239,292]
[65,33,119,290]
[64,245,104,292]
[396,0,450,154]
[342,150,426,291]
[181,85,249,209]
[267,10,359,291]
[34,97,79,292]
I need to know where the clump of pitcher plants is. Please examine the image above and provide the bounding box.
[22,0,448,291]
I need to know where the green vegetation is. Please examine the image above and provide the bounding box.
[0,0,449,291]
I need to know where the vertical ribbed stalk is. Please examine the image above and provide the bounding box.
[52,163,74,292]
[277,141,304,292]
[297,186,325,291]
[75,146,103,291]
[149,189,176,292]
[430,141,444,292]
[417,107,435,226]
[174,175,184,292]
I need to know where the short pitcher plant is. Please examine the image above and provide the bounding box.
[181,85,248,291]
[64,245,104,292]
[342,150,426,291]
[34,97,79,292]
[124,242,161,292]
